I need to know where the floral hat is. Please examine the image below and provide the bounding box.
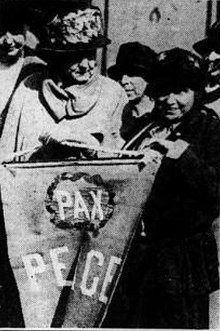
[33,3,110,56]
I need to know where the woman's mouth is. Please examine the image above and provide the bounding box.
[166,106,179,111]
[7,46,16,51]
[124,88,135,95]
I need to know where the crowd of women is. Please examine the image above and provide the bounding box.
[0,0,219,329]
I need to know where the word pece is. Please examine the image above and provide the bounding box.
[22,247,122,304]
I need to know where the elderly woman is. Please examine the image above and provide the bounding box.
[108,42,156,142]
[104,48,220,329]
[0,2,127,162]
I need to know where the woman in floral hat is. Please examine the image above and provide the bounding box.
[0,3,127,161]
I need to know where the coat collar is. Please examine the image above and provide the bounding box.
[41,73,102,122]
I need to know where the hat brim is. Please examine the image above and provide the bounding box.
[36,36,111,55]
[35,36,111,59]
[193,38,216,56]
[147,71,205,98]
[107,65,121,80]
[108,64,153,81]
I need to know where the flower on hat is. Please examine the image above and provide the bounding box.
[187,55,200,69]
[47,8,103,45]
[158,52,166,61]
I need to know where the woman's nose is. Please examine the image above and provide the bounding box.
[166,93,176,104]
[121,75,130,85]
[79,58,90,68]
[4,32,14,44]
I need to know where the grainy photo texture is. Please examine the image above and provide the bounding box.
[0,0,219,329]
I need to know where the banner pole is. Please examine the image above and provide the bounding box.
[101,0,109,75]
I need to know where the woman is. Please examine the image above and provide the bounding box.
[108,42,157,142]
[104,48,220,329]
[0,2,127,162]
[0,1,47,327]
[0,0,45,138]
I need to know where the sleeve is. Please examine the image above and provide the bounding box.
[109,86,128,149]
[172,118,220,214]
[119,103,134,142]
[0,82,27,163]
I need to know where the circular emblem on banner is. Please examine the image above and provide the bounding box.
[45,172,115,233]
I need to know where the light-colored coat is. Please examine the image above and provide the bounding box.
[0,72,127,161]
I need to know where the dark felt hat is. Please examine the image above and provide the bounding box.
[147,48,206,98]
[193,20,220,55]
[108,42,157,81]
[0,0,29,31]
[27,1,110,59]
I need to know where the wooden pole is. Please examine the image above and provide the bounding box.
[217,0,220,21]
[101,0,109,75]
[206,0,213,35]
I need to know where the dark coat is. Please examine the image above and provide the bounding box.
[143,106,220,239]
[103,105,220,328]
[120,104,151,142]
[133,105,220,292]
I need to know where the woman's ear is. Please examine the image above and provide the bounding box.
[24,28,40,50]
[23,24,28,36]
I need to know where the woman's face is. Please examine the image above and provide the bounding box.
[61,50,97,85]
[0,29,25,61]
[120,74,148,102]
[156,88,195,122]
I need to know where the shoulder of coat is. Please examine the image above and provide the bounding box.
[99,75,125,92]
[20,56,47,81]
[21,71,46,91]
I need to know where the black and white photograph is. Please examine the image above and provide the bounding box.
[0,0,219,329]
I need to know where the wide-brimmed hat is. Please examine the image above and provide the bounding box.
[193,20,220,55]
[147,48,206,98]
[108,42,157,81]
[29,1,110,59]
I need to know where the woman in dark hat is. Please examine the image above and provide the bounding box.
[108,42,157,142]
[0,2,127,161]
[104,48,220,329]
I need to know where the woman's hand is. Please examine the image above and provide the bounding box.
[39,126,100,159]
[40,126,100,147]
[146,138,189,159]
